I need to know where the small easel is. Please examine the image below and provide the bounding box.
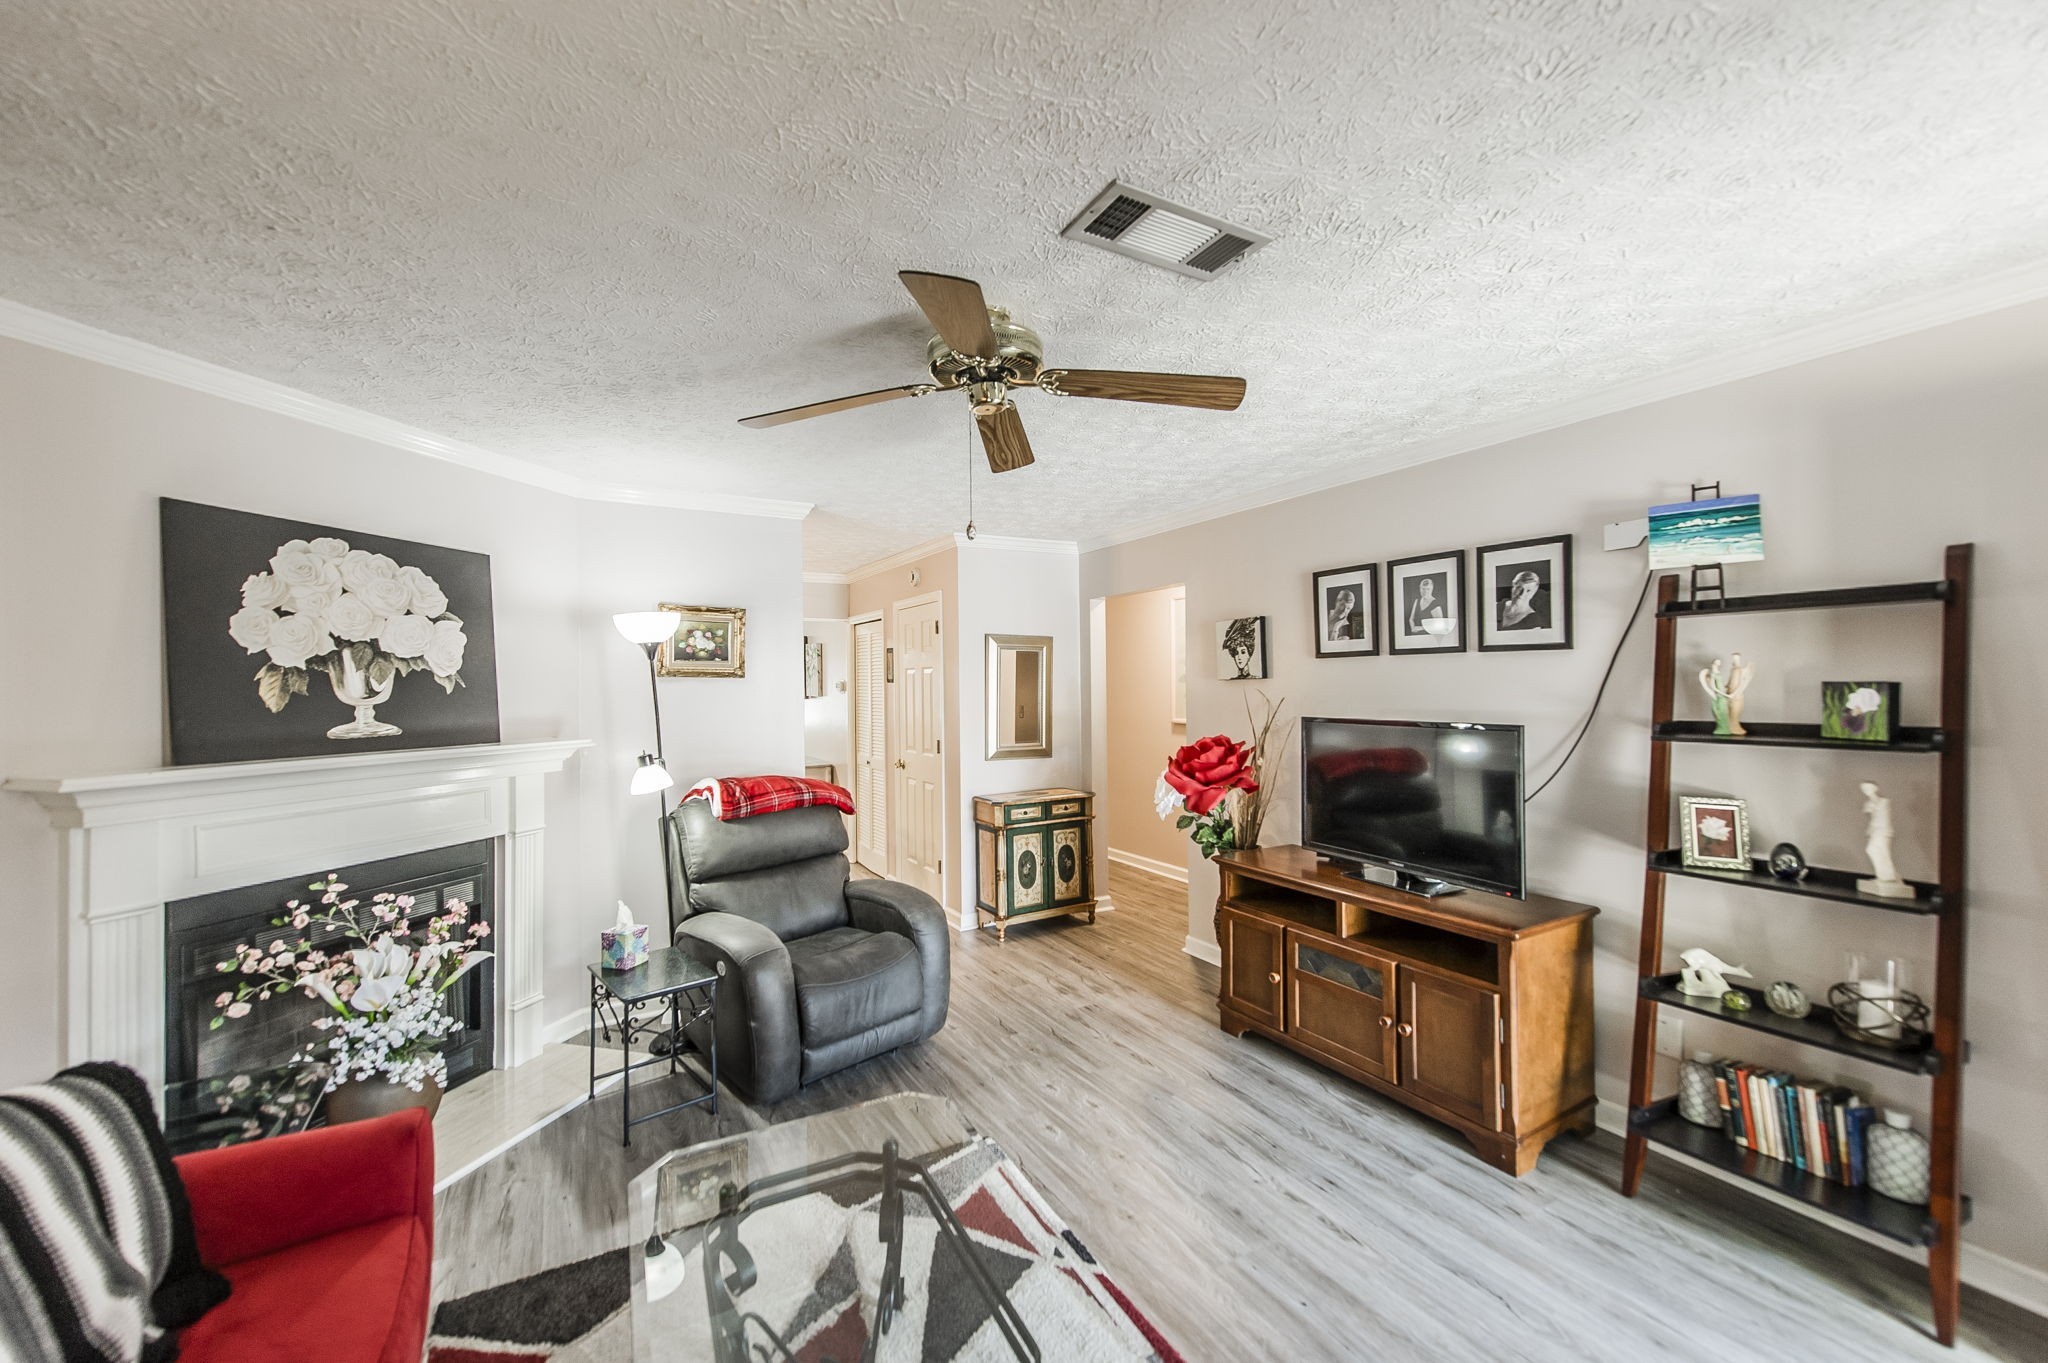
[1687,481,1727,608]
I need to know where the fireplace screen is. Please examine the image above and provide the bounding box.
[165,841,495,1090]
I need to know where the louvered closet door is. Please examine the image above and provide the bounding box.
[853,618,888,872]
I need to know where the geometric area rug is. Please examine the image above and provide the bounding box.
[427,1138,1185,1362]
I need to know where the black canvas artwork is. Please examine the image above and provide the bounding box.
[161,499,501,765]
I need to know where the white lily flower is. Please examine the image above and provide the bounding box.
[1845,686,1883,716]
[1153,775,1186,821]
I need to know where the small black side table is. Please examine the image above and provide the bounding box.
[588,946,720,1146]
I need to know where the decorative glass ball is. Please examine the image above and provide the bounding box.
[1720,990,1753,1012]
[1768,842,1809,881]
[1766,981,1812,1019]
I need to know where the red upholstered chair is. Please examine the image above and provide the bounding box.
[172,1107,434,1363]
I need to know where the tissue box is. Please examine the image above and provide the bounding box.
[601,923,650,971]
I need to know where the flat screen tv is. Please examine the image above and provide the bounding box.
[1300,717,1525,899]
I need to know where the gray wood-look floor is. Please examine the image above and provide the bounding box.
[436,868,2043,1361]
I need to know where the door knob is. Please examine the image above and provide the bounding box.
[894,759,906,769]
[1396,1022,1415,1037]
[1378,1015,1395,1030]
[1267,971,1281,984]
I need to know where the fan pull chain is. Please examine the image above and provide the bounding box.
[963,409,977,540]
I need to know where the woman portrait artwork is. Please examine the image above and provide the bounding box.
[1215,616,1269,680]
[1310,563,1378,657]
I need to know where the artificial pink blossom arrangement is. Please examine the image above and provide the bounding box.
[211,876,492,1094]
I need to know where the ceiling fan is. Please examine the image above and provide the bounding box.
[737,271,1247,473]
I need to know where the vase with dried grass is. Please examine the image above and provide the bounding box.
[1156,693,1289,858]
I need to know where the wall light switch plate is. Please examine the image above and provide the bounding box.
[1655,1012,1685,1059]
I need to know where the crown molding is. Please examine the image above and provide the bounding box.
[803,570,852,585]
[952,533,1079,555]
[843,535,960,583]
[1079,254,2048,553]
[0,299,813,521]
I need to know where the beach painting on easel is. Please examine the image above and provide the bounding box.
[1646,494,1765,570]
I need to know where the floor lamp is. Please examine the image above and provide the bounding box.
[614,610,682,938]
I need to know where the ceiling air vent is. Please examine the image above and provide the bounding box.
[1061,181,1270,281]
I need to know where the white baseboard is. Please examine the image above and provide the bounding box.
[1108,848,1189,884]
[1182,936,1221,966]
[539,1010,589,1046]
[1095,893,1115,913]
[1594,1098,2048,1319]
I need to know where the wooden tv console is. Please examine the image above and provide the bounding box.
[1214,846,1597,1175]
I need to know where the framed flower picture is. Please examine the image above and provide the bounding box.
[657,604,747,678]
[1679,795,1751,870]
[1386,550,1467,655]
[1311,563,1379,657]
[1476,534,1573,652]
[159,498,501,765]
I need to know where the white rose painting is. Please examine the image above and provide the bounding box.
[162,500,500,764]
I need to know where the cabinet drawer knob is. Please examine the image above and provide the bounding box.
[1396,1022,1415,1038]
[1378,1015,1395,1029]
[1267,971,1282,984]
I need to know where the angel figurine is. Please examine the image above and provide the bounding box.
[1677,947,1752,998]
[1698,654,1754,737]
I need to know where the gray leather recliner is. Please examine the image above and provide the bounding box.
[664,800,950,1103]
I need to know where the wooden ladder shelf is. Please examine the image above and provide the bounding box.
[1620,544,1972,1346]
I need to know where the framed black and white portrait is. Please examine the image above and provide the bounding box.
[1477,534,1573,652]
[1311,563,1379,658]
[1215,616,1269,680]
[1386,550,1466,655]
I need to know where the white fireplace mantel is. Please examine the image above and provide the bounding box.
[6,739,590,1088]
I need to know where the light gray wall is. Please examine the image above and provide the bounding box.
[1079,296,2048,1288]
[0,337,802,1083]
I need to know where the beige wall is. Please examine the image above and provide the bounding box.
[1105,586,1188,875]
[0,337,804,1086]
[1078,296,2048,1293]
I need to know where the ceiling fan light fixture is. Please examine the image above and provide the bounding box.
[966,381,1010,415]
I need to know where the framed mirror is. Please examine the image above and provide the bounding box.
[985,634,1052,759]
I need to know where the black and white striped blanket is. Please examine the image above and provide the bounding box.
[0,1064,227,1362]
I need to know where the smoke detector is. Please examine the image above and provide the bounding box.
[1060,181,1270,280]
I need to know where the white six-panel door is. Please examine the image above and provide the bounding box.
[892,596,945,898]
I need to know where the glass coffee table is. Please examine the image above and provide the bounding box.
[161,1061,331,1156]
[630,1094,1066,1362]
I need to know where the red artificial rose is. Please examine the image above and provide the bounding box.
[1163,735,1258,816]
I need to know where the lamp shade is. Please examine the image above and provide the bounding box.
[1419,616,1458,637]
[614,610,681,645]
[629,752,675,796]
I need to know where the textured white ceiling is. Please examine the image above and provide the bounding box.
[4,2,2047,571]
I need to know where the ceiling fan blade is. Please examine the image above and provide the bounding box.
[737,384,933,429]
[1038,369,1246,411]
[899,270,1000,359]
[976,404,1035,474]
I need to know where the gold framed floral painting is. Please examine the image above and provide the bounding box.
[656,604,746,678]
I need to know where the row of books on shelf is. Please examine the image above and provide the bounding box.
[1710,1059,1876,1186]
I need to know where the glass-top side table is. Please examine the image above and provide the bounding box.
[161,1060,331,1157]
[589,945,720,1146]
[630,1092,1042,1363]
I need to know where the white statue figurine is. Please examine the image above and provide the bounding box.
[1697,654,1755,737]
[1856,781,1915,899]
[1677,947,1752,998]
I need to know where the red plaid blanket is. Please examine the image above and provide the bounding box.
[683,774,855,821]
